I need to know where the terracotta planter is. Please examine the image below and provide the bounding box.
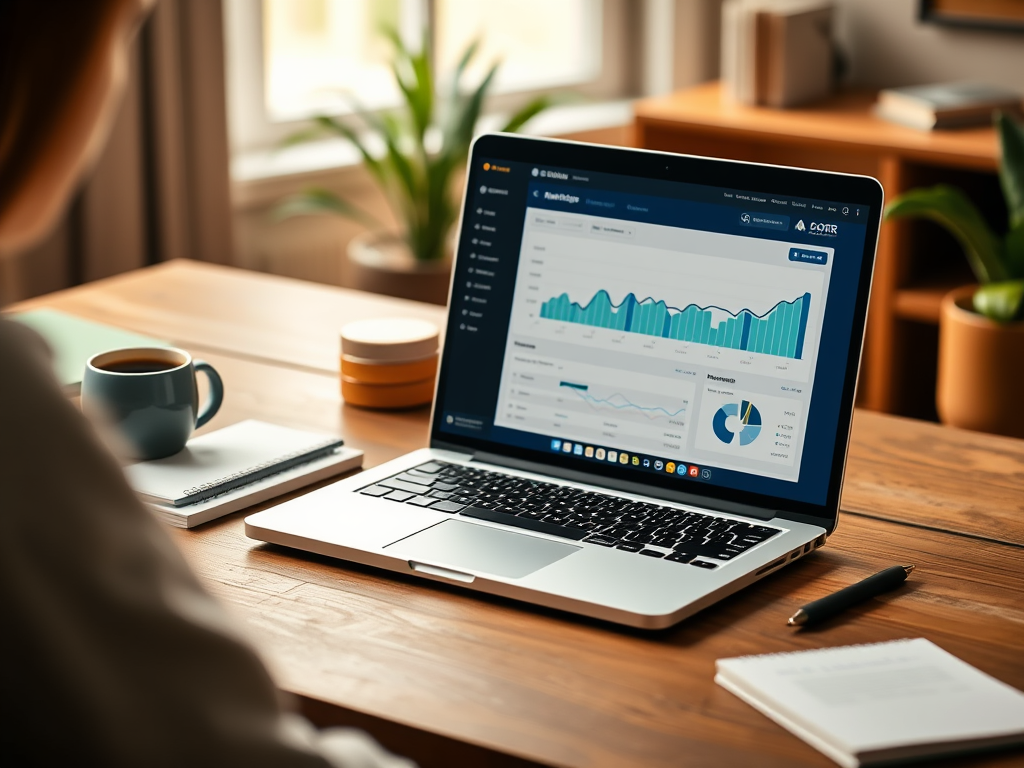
[936,285,1024,438]
[347,232,452,306]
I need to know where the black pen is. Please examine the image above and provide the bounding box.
[788,565,915,626]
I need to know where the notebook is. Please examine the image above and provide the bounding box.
[124,420,363,528]
[9,309,168,394]
[716,638,1024,767]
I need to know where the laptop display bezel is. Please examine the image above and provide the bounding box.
[430,133,883,530]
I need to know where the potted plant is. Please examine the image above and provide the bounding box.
[885,112,1024,437]
[276,30,553,305]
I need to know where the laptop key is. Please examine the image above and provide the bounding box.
[415,462,446,474]
[360,485,391,497]
[689,560,719,569]
[460,506,588,541]
[429,500,465,513]
[384,490,415,502]
[381,478,431,495]
[429,490,453,500]
[615,541,644,552]
[407,495,436,507]
[665,552,696,563]
[396,472,433,486]
[639,549,665,558]
[583,535,618,547]
[430,481,459,492]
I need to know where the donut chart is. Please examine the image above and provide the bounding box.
[712,400,762,446]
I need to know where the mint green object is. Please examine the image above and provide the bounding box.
[9,309,168,393]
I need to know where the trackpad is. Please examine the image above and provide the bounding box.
[385,520,580,579]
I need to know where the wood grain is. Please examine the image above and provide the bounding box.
[844,410,1024,547]
[633,82,999,171]
[171,511,1024,768]
[14,261,1024,767]
[9,259,448,375]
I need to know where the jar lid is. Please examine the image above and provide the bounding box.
[340,318,439,362]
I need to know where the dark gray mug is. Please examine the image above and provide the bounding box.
[82,347,224,460]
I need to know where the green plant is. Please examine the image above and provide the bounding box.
[884,112,1024,322]
[275,30,553,263]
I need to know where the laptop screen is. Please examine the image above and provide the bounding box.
[432,135,880,521]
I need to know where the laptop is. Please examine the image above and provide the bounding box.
[246,134,883,629]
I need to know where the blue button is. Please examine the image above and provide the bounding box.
[789,247,829,265]
[739,212,790,231]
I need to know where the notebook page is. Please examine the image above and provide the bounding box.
[716,638,1024,757]
[124,420,341,504]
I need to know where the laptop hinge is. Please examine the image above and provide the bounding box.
[471,451,778,521]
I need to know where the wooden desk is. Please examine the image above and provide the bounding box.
[11,260,1024,768]
[633,82,1002,422]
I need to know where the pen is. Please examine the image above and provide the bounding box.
[787,565,915,626]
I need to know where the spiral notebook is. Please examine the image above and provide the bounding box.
[124,420,363,528]
[716,638,1024,767]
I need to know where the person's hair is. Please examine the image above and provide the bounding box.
[0,0,144,256]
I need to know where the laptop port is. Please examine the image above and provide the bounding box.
[815,534,826,548]
[756,557,787,575]
[804,542,811,554]
[790,550,800,560]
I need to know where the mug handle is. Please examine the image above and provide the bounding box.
[193,360,224,428]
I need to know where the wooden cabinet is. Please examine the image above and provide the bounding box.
[633,82,1001,419]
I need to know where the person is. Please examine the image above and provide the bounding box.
[0,2,414,766]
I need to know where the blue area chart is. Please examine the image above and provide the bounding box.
[713,401,762,446]
[539,290,812,360]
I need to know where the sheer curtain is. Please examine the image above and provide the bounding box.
[2,0,234,304]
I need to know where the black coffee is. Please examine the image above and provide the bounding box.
[99,358,179,374]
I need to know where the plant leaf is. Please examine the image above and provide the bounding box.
[973,279,1024,322]
[996,111,1024,231]
[1005,222,1024,279]
[884,184,1008,283]
[272,188,381,229]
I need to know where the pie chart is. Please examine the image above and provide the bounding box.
[712,400,762,446]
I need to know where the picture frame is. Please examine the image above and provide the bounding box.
[919,0,1024,33]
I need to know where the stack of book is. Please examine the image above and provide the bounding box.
[875,82,1023,131]
[722,0,834,108]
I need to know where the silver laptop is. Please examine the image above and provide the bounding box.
[246,134,883,629]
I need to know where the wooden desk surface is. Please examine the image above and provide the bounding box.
[11,260,1024,768]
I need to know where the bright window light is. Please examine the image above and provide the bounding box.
[435,0,601,94]
[261,0,601,124]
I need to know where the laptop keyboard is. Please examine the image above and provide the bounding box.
[358,462,781,568]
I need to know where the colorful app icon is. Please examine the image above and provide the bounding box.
[701,468,712,480]
[562,442,572,453]
[573,444,583,455]
[676,464,688,475]
[654,460,664,470]
[665,462,675,474]
[550,439,561,451]
[584,446,594,458]
[688,465,700,477]
[607,450,618,462]
[620,453,629,464]
[642,458,650,468]
[595,448,606,460]
[631,455,639,466]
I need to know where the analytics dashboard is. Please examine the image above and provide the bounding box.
[435,155,871,507]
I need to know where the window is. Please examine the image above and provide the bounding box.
[225,0,634,157]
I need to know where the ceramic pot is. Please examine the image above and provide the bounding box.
[347,231,452,306]
[936,285,1024,437]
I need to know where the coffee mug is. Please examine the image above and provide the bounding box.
[82,347,224,460]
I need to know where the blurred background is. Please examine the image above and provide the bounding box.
[4,0,1023,426]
